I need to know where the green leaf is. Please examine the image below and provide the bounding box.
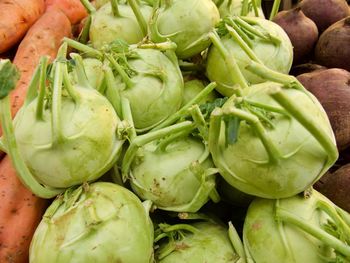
[0,60,20,99]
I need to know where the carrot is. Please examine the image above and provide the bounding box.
[45,0,88,24]
[0,156,49,263]
[0,0,45,54]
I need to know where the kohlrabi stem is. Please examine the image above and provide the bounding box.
[205,168,221,203]
[105,54,134,89]
[190,104,209,141]
[223,107,282,163]
[121,97,137,140]
[78,15,92,44]
[51,59,65,146]
[160,223,199,234]
[276,208,350,259]
[0,97,63,198]
[246,61,305,91]
[241,0,249,16]
[62,65,80,102]
[336,206,350,226]
[127,0,148,36]
[156,128,193,153]
[138,41,177,51]
[243,98,290,116]
[151,82,217,131]
[122,121,195,181]
[269,0,281,20]
[225,24,263,64]
[104,66,122,116]
[70,53,91,88]
[228,222,246,262]
[233,17,281,45]
[228,20,254,48]
[35,56,49,121]
[24,63,41,106]
[111,0,120,17]
[251,0,259,17]
[317,200,350,238]
[0,139,6,153]
[270,89,338,167]
[209,31,247,94]
[79,0,96,14]
[64,38,102,59]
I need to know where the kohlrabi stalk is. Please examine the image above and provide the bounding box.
[215,0,265,18]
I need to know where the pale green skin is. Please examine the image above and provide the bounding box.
[90,2,152,48]
[216,0,265,18]
[116,48,183,131]
[130,136,214,211]
[209,82,335,198]
[150,0,220,59]
[30,182,154,263]
[157,222,240,262]
[206,17,293,96]
[71,58,105,90]
[14,86,121,188]
[182,78,217,107]
[243,191,337,263]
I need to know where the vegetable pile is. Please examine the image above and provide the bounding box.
[0,0,349,262]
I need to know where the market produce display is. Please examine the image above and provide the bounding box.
[0,0,349,262]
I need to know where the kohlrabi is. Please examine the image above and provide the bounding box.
[154,219,246,262]
[243,189,350,262]
[182,76,217,107]
[206,16,293,96]
[121,87,220,212]
[149,0,221,59]
[0,45,125,198]
[206,38,338,198]
[30,182,154,263]
[214,0,265,18]
[80,0,152,48]
[65,38,184,133]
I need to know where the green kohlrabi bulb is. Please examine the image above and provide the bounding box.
[90,1,152,48]
[30,182,154,263]
[209,81,338,198]
[150,0,220,59]
[244,189,350,262]
[155,221,245,262]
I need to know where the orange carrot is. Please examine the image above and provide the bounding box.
[0,0,45,54]
[0,156,49,263]
[45,0,88,24]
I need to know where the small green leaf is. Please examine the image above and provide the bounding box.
[0,60,20,99]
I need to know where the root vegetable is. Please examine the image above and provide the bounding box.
[315,17,350,71]
[297,68,350,150]
[273,7,319,64]
[0,0,45,54]
[299,0,350,32]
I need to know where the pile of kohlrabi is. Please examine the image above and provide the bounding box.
[0,0,349,262]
